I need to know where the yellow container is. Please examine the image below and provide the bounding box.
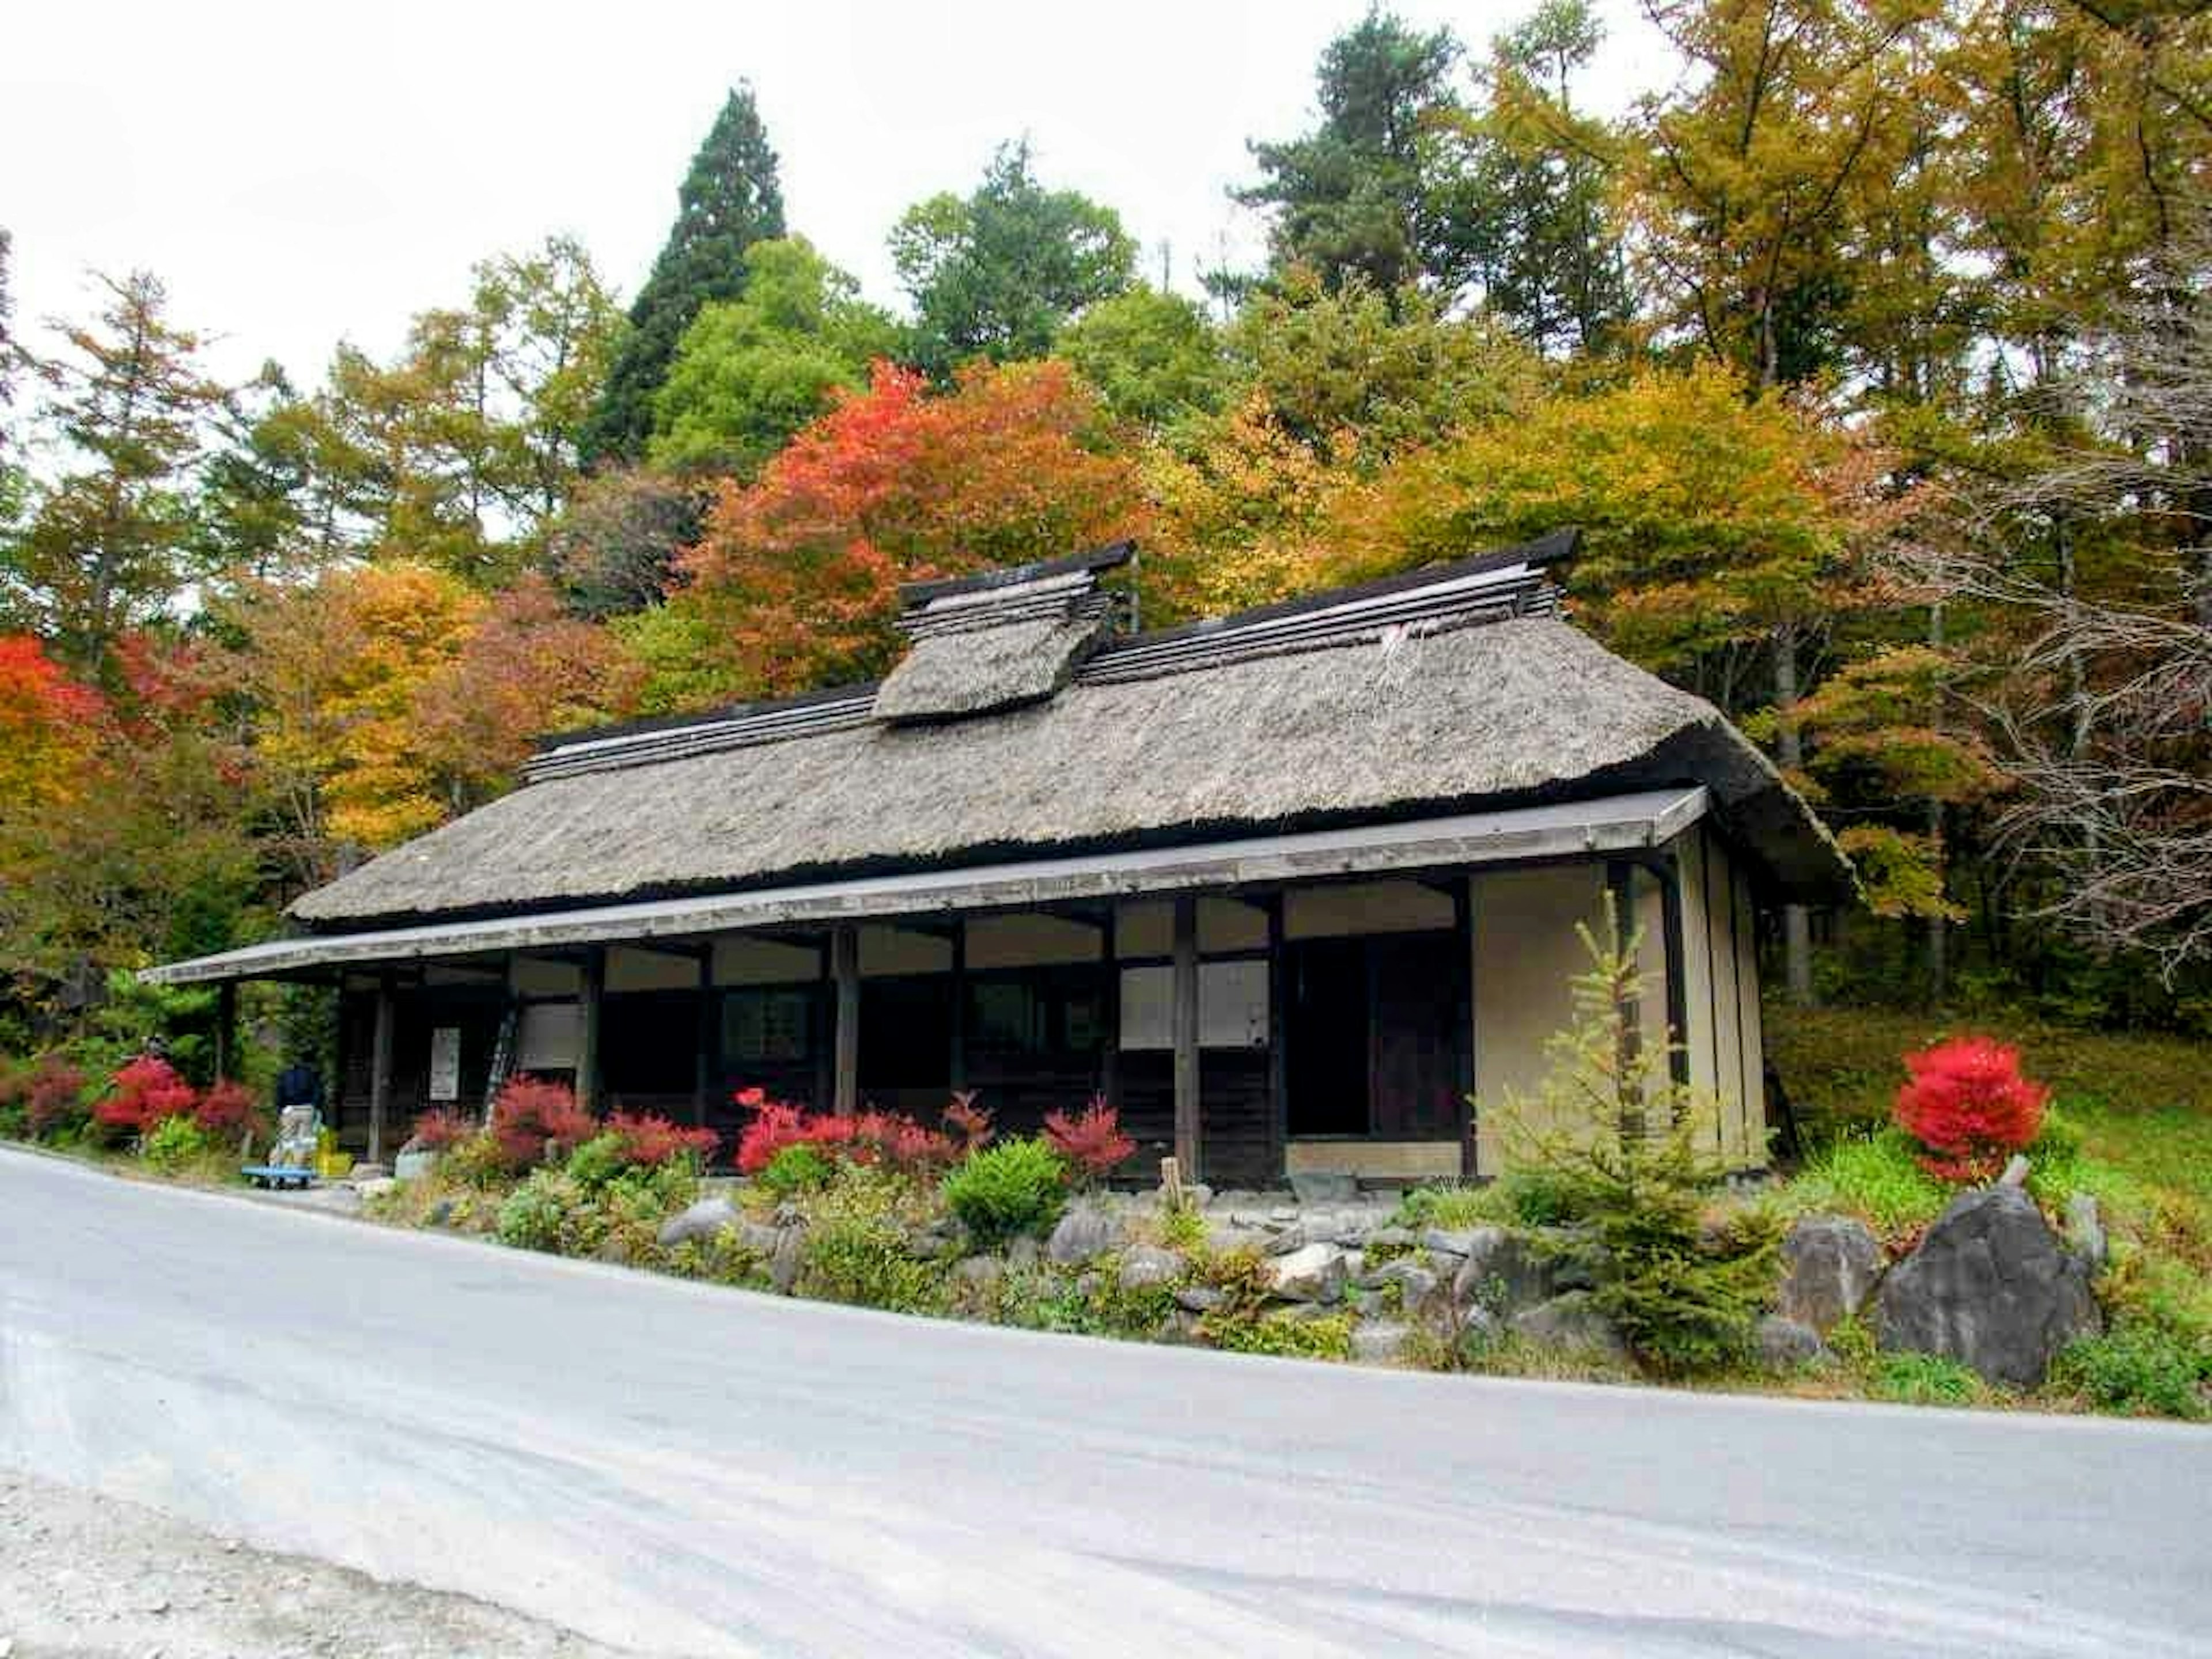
[315,1150,354,1179]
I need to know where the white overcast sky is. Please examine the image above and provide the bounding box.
[5,0,1671,388]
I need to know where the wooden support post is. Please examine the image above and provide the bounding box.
[1654,857,1691,1092]
[1263,893,1287,1183]
[213,980,237,1082]
[368,970,395,1167]
[1171,894,1200,1182]
[692,947,715,1127]
[1099,907,1120,1108]
[948,919,967,1094]
[577,945,605,1117]
[832,922,861,1116]
[1453,877,1476,1178]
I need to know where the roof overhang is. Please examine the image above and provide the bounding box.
[142,787,1709,986]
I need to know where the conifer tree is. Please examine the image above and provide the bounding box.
[582,86,786,465]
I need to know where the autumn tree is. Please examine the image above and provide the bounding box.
[891,141,1136,377]
[680,359,1145,694]
[584,88,786,465]
[3,272,224,674]
[543,465,706,620]
[1238,11,1465,296]
[649,237,900,477]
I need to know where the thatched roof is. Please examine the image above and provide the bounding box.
[291,539,1850,930]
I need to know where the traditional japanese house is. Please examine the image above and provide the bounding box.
[145,531,1850,1185]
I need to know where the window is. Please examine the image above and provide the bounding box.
[966,968,1105,1059]
[722,987,812,1065]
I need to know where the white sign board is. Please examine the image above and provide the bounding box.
[427,1026,463,1101]
[1119,962,1270,1051]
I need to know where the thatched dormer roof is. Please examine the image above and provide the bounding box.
[286,533,1850,931]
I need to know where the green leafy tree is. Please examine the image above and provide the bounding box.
[3,271,225,675]
[1238,10,1465,295]
[583,87,786,464]
[1056,283,1228,430]
[649,237,900,476]
[891,140,1135,376]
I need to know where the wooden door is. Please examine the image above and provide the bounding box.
[1369,932,1460,1137]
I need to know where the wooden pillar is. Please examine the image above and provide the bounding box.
[1452,878,1476,1178]
[213,980,237,1082]
[832,922,861,1115]
[1655,857,1691,1091]
[692,947,715,1127]
[576,945,605,1116]
[948,919,967,1094]
[1099,907,1120,1108]
[1263,893,1287,1183]
[368,970,395,1167]
[1171,894,1200,1181]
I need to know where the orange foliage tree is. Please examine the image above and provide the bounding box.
[679,359,1146,696]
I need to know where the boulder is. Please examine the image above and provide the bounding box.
[1046,1203,1120,1266]
[426,1198,455,1228]
[2065,1193,2107,1272]
[1874,1185,2101,1389]
[1366,1226,1418,1253]
[1206,1224,1271,1257]
[1173,1285,1225,1314]
[1266,1243,1348,1304]
[952,1254,1005,1295]
[1353,1322,1412,1365]
[658,1197,740,1249]
[1450,1229,1559,1316]
[1370,1259,1441,1313]
[1777,1215,1884,1333]
[1289,1171,1358,1205]
[392,1148,439,1183]
[1509,1293,1630,1364]
[354,1177,399,1202]
[768,1225,806,1296]
[1421,1228,1480,1259]
[1755,1314,1828,1371]
[1006,1236,1043,1271]
[1119,1245,1187,1291]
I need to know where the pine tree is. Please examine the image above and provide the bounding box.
[581,86,786,466]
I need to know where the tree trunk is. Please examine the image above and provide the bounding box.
[1927,599,1948,1007]
[1774,628,1815,1005]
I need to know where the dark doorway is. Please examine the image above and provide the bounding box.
[859,975,953,1112]
[1286,938,1369,1135]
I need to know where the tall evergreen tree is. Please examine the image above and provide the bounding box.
[1238,10,1464,296]
[581,86,785,466]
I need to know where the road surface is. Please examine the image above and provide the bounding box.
[2,1147,2206,1658]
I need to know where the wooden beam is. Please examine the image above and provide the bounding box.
[1172,894,1200,1181]
[693,949,715,1128]
[576,945,605,1116]
[368,971,395,1167]
[1263,892,1286,1184]
[1099,906,1120,1109]
[832,922,861,1116]
[213,980,237,1082]
[948,918,967,1094]
[1452,877,1475,1179]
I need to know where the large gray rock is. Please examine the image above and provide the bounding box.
[1875,1185,2101,1389]
[1289,1171,1358,1205]
[1266,1243,1348,1304]
[1353,1322,1412,1365]
[769,1225,806,1295]
[657,1196,740,1248]
[2065,1193,2108,1272]
[1421,1228,1480,1259]
[952,1254,1005,1295]
[1118,1245,1187,1291]
[1778,1214,1884,1333]
[1509,1292,1630,1364]
[1369,1258,1442,1313]
[1173,1285,1225,1314]
[1755,1314,1828,1370]
[1451,1229,1559,1316]
[1046,1203,1120,1266]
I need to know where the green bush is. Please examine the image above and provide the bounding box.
[2053,1322,2210,1419]
[142,1114,213,1174]
[563,1131,629,1191]
[759,1141,834,1199]
[496,1170,593,1254]
[942,1137,1067,1245]
[800,1166,945,1314]
[1870,1351,1985,1407]
[1200,1309,1354,1361]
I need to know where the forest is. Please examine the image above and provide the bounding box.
[1,0,2208,1074]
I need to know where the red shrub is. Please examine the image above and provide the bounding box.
[194,1078,266,1141]
[605,1111,719,1168]
[1893,1036,2051,1182]
[1043,1097,1137,1183]
[407,1109,477,1152]
[24,1056,86,1139]
[489,1075,595,1170]
[850,1109,956,1173]
[736,1096,818,1174]
[943,1091,993,1154]
[731,1090,948,1176]
[93,1056,198,1141]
